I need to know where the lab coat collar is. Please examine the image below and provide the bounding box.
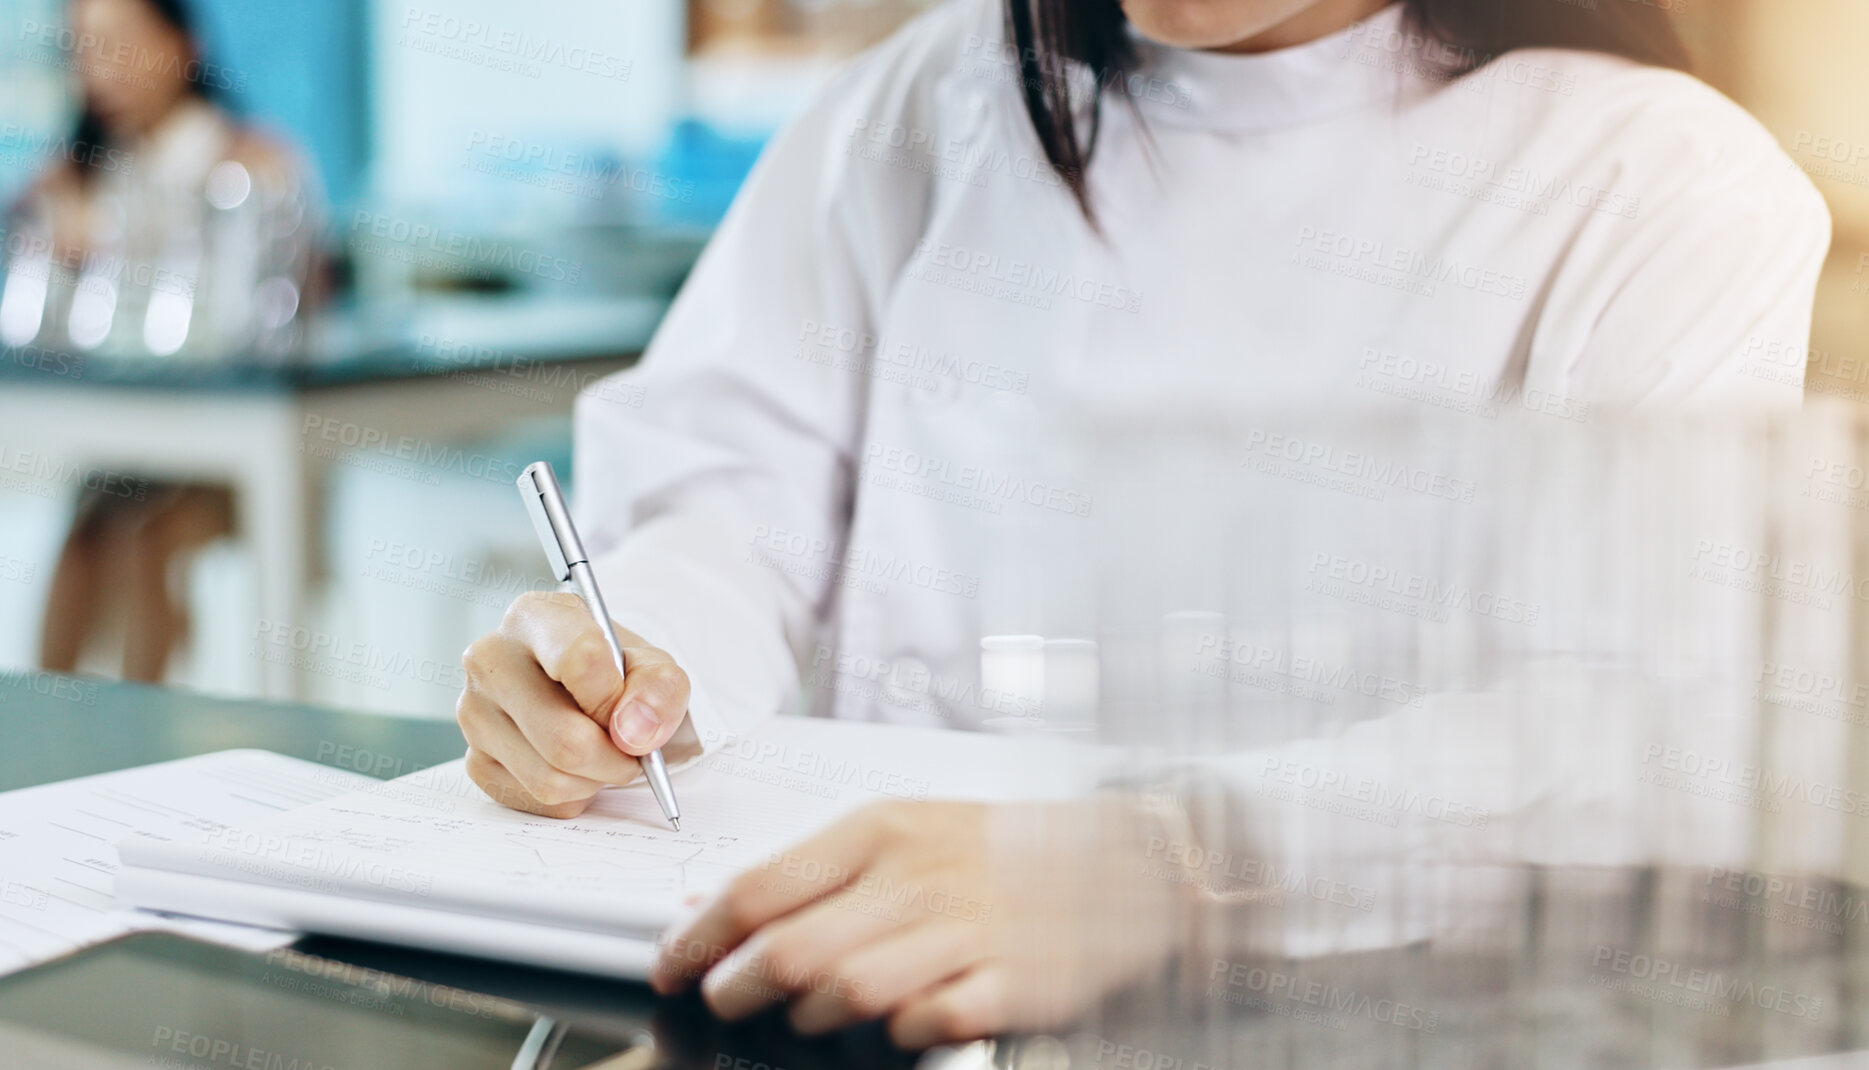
[1129,3,1454,132]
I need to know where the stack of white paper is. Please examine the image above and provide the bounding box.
[116,718,1109,979]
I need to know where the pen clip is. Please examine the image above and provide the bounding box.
[518,461,583,583]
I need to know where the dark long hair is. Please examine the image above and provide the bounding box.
[1007,0,1693,220]
[66,0,222,185]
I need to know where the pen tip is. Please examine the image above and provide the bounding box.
[670,818,680,832]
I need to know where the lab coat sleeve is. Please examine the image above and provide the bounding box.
[1524,82,1832,409]
[570,14,952,766]
[1161,95,1836,958]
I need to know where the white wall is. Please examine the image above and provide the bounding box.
[367,0,686,212]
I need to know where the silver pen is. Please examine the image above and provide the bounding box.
[517,461,682,830]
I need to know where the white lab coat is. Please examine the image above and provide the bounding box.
[574,0,1834,951]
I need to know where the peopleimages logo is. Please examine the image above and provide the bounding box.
[1239,428,1478,503]
[0,122,136,177]
[746,525,981,600]
[1790,130,1869,167]
[1354,346,1591,421]
[2,338,89,381]
[464,130,693,202]
[1406,142,1641,218]
[149,1029,338,1070]
[349,211,582,285]
[908,240,1143,314]
[1687,539,1869,607]
[250,619,466,693]
[1703,866,1869,934]
[1207,958,1441,1032]
[1639,743,1869,817]
[1294,225,1528,300]
[300,414,523,486]
[0,443,147,501]
[17,20,247,93]
[1143,838,1377,910]
[797,318,1030,395]
[1256,757,1490,829]
[1193,633,1425,708]
[861,444,1094,518]
[1753,659,1869,728]
[202,828,436,897]
[0,668,99,706]
[1802,452,1869,512]
[806,645,1042,721]
[1305,553,1541,626]
[0,880,49,911]
[398,7,633,81]
[1591,945,1824,1021]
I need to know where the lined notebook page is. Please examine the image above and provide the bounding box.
[119,719,1111,940]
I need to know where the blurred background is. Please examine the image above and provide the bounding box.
[0,0,938,715]
[0,0,1864,720]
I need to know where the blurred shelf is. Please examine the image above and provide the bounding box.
[0,291,671,393]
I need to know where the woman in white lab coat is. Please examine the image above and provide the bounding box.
[454,0,1830,1046]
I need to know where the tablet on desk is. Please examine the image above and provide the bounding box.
[0,933,652,1070]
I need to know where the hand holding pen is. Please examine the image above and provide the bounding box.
[515,462,681,828]
[453,463,692,825]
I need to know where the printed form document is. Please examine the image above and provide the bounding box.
[0,751,372,977]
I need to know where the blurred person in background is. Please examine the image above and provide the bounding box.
[456,0,1830,1048]
[1,0,318,681]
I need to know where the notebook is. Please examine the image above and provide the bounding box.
[115,718,1110,979]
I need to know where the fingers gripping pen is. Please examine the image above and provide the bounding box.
[518,461,682,830]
